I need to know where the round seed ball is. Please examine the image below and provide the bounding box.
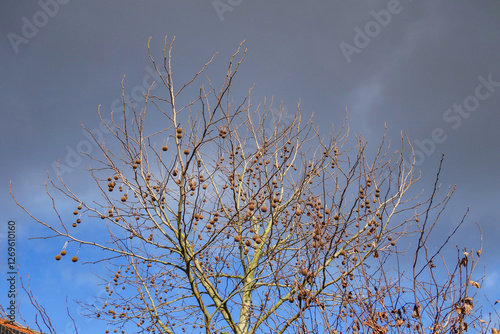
[55,255,61,261]
[72,256,78,262]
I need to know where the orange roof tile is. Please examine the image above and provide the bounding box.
[0,319,42,334]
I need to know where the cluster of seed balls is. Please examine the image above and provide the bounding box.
[55,250,78,263]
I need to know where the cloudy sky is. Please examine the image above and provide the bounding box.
[1,1,499,332]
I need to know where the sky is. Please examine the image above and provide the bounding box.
[1,1,499,332]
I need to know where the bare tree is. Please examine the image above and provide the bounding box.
[10,37,496,334]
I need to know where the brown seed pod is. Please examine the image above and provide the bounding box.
[55,255,61,261]
[234,235,242,242]
[76,219,81,223]
[61,250,67,256]
[72,223,77,227]
[100,215,105,219]
[135,158,141,164]
[114,175,119,180]
[73,211,78,215]
[183,149,190,155]
[162,145,168,151]
[72,256,78,262]
[245,239,252,247]
[176,133,183,139]
[132,164,138,169]
[77,205,82,210]
[261,206,268,213]
[176,128,183,134]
